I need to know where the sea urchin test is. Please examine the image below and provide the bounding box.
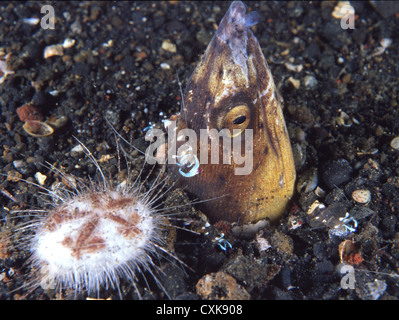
[168,1,296,224]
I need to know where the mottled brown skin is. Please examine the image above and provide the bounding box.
[169,1,295,224]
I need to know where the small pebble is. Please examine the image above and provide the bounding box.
[13,160,28,174]
[335,110,353,127]
[161,40,177,53]
[35,172,47,186]
[303,75,318,88]
[196,271,250,300]
[352,189,371,204]
[366,279,387,300]
[70,19,82,33]
[7,170,22,182]
[71,144,84,154]
[0,53,15,84]
[380,38,392,49]
[160,62,170,70]
[62,38,76,49]
[332,1,354,19]
[46,115,67,129]
[16,104,43,122]
[321,159,353,189]
[23,17,40,25]
[288,76,300,89]
[43,44,64,59]
[314,186,326,198]
[285,62,303,72]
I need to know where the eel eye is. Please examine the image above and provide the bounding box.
[233,115,247,125]
[223,104,251,137]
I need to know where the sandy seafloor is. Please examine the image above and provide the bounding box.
[0,1,399,301]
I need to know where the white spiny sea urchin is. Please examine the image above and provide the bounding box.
[7,139,191,299]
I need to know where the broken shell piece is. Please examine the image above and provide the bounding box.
[338,239,359,264]
[62,38,76,49]
[285,62,303,72]
[352,189,371,204]
[44,44,64,59]
[71,144,84,154]
[297,168,318,193]
[34,172,47,186]
[306,200,325,216]
[160,62,171,70]
[23,120,54,137]
[0,53,15,84]
[98,154,114,163]
[335,110,353,127]
[332,1,355,19]
[366,279,387,300]
[161,40,177,53]
[288,76,300,89]
[46,115,67,129]
[23,17,40,25]
[380,38,392,49]
[314,186,326,198]
[390,136,399,150]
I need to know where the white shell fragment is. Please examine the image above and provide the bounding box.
[307,200,325,216]
[43,44,64,59]
[369,38,393,58]
[23,120,54,137]
[288,76,300,89]
[48,90,60,96]
[390,136,399,150]
[314,186,326,198]
[23,17,40,25]
[160,62,171,70]
[102,39,114,48]
[71,144,85,154]
[332,1,355,19]
[352,189,371,204]
[62,38,76,49]
[46,115,67,129]
[303,75,318,88]
[0,53,15,84]
[285,62,303,72]
[335,110,353,127]
[35,172,47,186]
[380,38,392,49]
[161,40,177,53]
[366,279,387,300]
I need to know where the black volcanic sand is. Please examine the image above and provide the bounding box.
[0,1,399,300]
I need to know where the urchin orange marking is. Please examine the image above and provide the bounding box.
[106,197,137,210]
[88,192,101,203]
[45,210,70,231]
[71,215,103,259]
[45,207,91,231]
[61,236,73,247]
[74,236,106,258]
[106,212,142,239]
